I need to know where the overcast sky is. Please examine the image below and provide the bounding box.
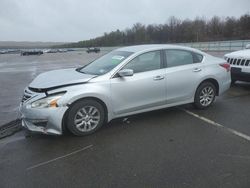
[0,0,249,42]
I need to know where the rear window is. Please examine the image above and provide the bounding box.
[165,50,193,67]
[165,50,203,68]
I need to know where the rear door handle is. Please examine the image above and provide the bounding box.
[193,68,202,72]
[153,75,165,81]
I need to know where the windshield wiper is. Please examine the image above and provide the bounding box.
[76,68,99,76]
[76,67,87,74]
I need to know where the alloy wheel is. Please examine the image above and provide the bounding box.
[74,106,101,132]
[199,86,215,107]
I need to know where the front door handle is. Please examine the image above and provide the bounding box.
[153,75,165,81]
[193,68,202,72]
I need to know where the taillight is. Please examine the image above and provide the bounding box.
[220,63,230,72]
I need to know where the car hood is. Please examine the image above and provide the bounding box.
[225,49,250,59]
[29,68,96,90]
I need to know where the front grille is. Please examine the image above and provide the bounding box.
[21,88,36,103]
[226,57,250,66]
[22,94,31,102]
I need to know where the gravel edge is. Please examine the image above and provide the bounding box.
[0,119,22,139]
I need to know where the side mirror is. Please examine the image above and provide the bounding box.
[118,69,134,77]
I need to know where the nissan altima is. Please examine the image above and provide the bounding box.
[20,45,231,136]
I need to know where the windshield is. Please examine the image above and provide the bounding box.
[78,51,133,75]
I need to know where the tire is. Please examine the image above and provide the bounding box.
[66,99,105,136]
[194,82,216,109]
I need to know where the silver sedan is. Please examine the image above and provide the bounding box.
[20,45,231,136]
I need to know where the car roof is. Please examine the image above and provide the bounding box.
[116,44,204,54]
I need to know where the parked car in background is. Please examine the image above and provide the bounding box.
[21,50,43,56]
[86,47,100,53]
[0,49,20,54]
[46,49,60,53]
[245,44,250,49]
[20,45,231,136]
[58,49,68,53]
[46,49,68,53]
[224,49,250,83]
[0,50,7,54]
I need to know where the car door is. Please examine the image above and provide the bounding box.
[164,49,204,103]
[110,50,167,115]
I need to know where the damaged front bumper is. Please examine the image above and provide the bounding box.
[20,102,68,135]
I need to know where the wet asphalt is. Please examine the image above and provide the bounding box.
[0,50,106,126]
[1,51,250,188]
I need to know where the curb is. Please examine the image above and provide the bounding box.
[0,119,22,139]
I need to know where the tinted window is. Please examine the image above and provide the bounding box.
[193,53,203,63]
[78,51,133,75]
[123,51,161,73]
[165,50,195,68]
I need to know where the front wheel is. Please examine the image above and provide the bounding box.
[194,82,216,109]
[66,99,105,136]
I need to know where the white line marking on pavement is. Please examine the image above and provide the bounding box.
[219,154,250,160]
[182,109,250,142]
[26,144,93,170]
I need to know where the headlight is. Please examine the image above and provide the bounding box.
[31,94,64,108]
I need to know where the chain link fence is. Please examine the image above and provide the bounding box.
[99,40,250,52]
[178,40,250,52]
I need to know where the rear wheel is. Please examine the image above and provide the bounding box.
[194,82,216,109]
[66,99,105,136]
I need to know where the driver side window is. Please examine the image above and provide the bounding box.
[123,51,161,73]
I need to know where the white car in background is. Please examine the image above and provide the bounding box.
[224,48,250,83]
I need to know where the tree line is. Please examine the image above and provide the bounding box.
[60,13,250,48]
